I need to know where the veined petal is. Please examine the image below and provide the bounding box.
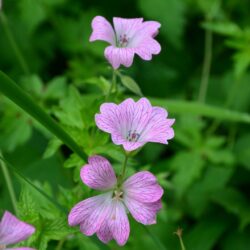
[141,21,161,37]
[0,211,35,246]
[81,155,117,190]
[113,17,143,40]
[95,103,120,134]
[96,218,113,244]
[89,16,115,45]
[142,107,175,144]
[134,37,161,60]
[123,171,164,203]
[68,192,112,233]
[124,198,162,225]
[108,200,130,246]
[104,46,134,69]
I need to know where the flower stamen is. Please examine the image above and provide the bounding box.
[127,130,140,142]
[118,34,129,47]
[113,190,123,200]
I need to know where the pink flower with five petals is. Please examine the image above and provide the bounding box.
[89,16,161,69]
[68,155,163,246]
[95,97,175,152]
[0,211,35,250]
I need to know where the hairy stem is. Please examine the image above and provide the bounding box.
[0,151,18,214]
[0,12,30,75]
[198,25,213,103]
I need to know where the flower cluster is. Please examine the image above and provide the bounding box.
[0,211,35,250]
[69,97,174,245]
[67,15,175,246]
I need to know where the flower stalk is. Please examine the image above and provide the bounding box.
[175,228,186,250]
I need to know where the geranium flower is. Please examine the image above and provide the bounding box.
[0,211,35,250]
[95,97,175,151]
[89,16,161,69]
[68,155,163,246]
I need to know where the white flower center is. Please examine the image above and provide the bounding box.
[118,34,129,47]
[127,130,140,142]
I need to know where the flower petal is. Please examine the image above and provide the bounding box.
[68,192,112,236]
[0,211,35,246]
[104,46,134,69]
[141,107,175,144]
[81,155,117,190]
[96,218,113,244]
[89,16,115,45]
[123,171,164,203]
[124,198,162,225]
[134,37,161,60]
[141,21,161,37]
[108,200,130,246]
[113,17,143,40]
[95,103,120,134]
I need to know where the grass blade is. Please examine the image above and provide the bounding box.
[0,71,87,161]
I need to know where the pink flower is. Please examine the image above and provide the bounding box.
[0,211,35,250]
[68,155,163,246]
[95,97,175,152]
[89,16,161,69]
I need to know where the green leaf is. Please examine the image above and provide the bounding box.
[234,133,250,170]
[202,21,242,37]
[185,215,230,250]
[171,151,205,197]
[43,138,62,159]
[150,98,250,123]
[0,71,87,161]
[211,187,250,230]
[120,75,143,96]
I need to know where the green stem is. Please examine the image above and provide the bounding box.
[0,151,18,214]
[198,24,213,103]
[106,69,117,99]
[121,153,129,181]
[0,12,30,75]
[178,237,186,250]
[55,237,66,250]
[117,153,129,187]
[175,228,186,250]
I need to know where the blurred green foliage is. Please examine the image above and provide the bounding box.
[0,0,250,250]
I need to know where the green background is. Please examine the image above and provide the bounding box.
[0,0,250,249]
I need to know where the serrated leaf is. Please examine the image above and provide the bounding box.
[171,151,205,197]
[64,153,85,168]
[120,75,143,96]
[43,137,62,158]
